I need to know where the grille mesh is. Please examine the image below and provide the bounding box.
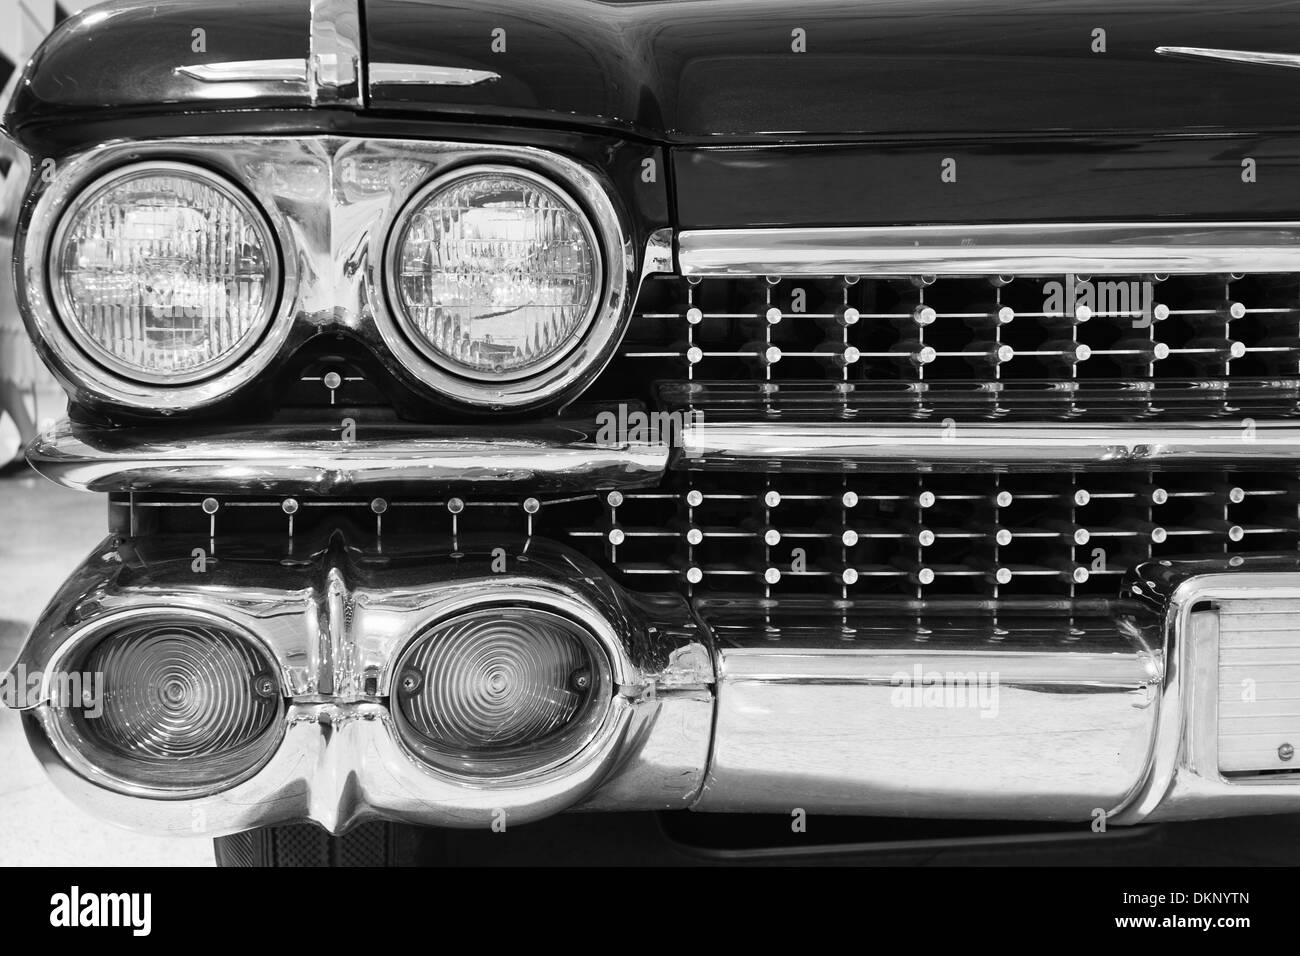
[596,273,1300,421]
[119,472,1300,603]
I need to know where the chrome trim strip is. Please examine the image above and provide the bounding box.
[308,0,364,106]
[174,59,309,84]
[677,222,1300,276]
[642,227,675,280]
[27,417,670,495]
[369,63,501,87]
[679,421,1300,471]
[1155,46,1300,70]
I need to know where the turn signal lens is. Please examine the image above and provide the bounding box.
[389,167,601,379]
[68,618,281,790]
[53,162,278,384]
[395,607,609,777]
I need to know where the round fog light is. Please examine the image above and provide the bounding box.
[393,607,611,778]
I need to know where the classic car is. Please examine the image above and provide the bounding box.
[4,0,1300,866]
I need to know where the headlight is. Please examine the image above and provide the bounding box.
[387,165,603,382]
[51,161,279,385]
[59,614,283,793]
[394,606,612,778]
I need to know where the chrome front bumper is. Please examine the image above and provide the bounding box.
[9,527,1300,836]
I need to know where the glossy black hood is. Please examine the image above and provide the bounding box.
[10,0,1300,144]
[7,0,312,131]
[364,0,1300,141]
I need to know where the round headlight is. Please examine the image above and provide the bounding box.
[387,166,602,381]
[394,607,611,778]
[63,616,282,792]
[51,162,279,385]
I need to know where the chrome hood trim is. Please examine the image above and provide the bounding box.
[1155,46,1300,71]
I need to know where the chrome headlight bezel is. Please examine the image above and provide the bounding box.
[383,164,605,384]
[376,157,631,411]
[48,160,283,387]
[22,151,295,412]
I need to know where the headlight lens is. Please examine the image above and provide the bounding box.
[389,167,601,380]
[394,607,610,777]
[53,163,278,384]
[65,617,282,791]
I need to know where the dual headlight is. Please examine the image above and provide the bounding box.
[46,159,609,407]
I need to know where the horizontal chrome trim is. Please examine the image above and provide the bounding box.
[369,63,501,87]
[679,421,1300,471]
[1156,46,1300,70]
[175,59,309,83]
[27,417,669,495]
[677,222,1300,276]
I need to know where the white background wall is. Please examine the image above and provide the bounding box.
[0,1,91,74]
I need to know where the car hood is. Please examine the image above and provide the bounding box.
[10,0,1300,144]
[364,0,1300,141]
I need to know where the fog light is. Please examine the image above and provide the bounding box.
[63,617,282,792]
[394,607,611,777]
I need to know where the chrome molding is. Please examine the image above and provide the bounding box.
[172,0,363,105]
[20,136,665,413]
[642,227,675,280]
[677,222,1300,277]
[27,416,671,495]
[174,59,310,85]
[678,421,1300,471]
[1155,46,1300,70]
[369,63,501,87]
[309,0,364,106]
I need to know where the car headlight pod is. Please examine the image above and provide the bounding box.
[49,160,280,387]
[381,162,629,410]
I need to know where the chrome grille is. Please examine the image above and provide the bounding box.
[119,470,1300,603]
[600,273,1300,421]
